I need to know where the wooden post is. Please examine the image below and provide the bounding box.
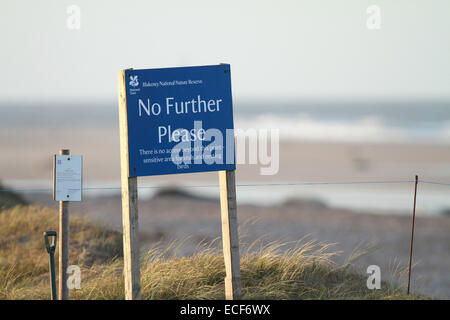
[219,170,242,300]
[58,149,70,300]
[118,70,141,300]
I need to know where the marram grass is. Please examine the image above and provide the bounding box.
[0,205,423,300]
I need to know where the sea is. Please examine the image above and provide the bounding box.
[1,100,450,144]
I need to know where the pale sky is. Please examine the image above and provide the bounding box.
[1,0,449,103]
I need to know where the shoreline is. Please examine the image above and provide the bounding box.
[6,178,450,216]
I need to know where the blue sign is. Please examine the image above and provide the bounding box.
[125,64,235,177]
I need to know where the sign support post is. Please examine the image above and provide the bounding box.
[118,70,141,300]
[219,170,242,300]
[53,148,82,300]
[58,148,70,300]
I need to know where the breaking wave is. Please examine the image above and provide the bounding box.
[235,113,450,144]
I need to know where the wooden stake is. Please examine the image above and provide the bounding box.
[219,170,242,300]
[407,175,419,295]
[58,149,70,300]
[118,70,141,300]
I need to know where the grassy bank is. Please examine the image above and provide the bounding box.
[0,204,421,300]
[0,182,27,209]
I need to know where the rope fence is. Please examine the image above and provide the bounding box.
[0,179,449,193]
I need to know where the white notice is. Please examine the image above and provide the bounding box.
[54,155,82,201]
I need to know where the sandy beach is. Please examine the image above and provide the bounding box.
[2,126,450,183]
[2,125,450,213]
